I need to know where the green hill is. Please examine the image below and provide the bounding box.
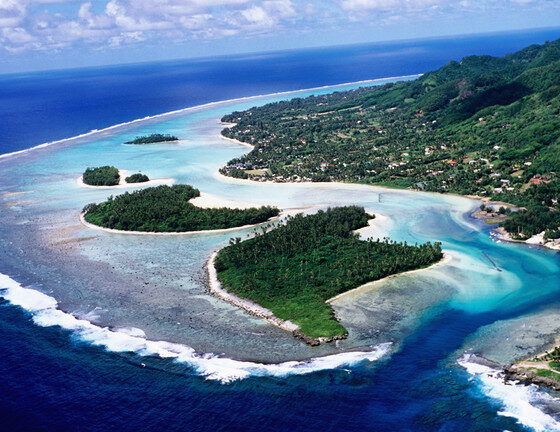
[220,39,560,239]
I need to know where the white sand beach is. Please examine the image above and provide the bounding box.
[207,251,300,333]
[326,253,452,304]
[77,169,175,189]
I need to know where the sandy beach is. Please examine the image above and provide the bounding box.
[77,169,175,189]
[326,253,452,304]
[79,210,282,236]
[207,251,300,333]
[189,192,256,209]
[492,226,560,251]
[219,135,255,149]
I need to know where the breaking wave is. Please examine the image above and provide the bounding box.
[459,354,560,432]
[0,272,391,383]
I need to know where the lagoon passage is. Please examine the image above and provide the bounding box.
[1,76,560,432]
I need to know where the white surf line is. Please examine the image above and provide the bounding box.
[0,74,421,161]
[0,271,392,383]
[459,354,560,432]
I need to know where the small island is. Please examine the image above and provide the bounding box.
[125,173,150,183]
[82,184,279,232]
[82,166,120,186]
[213,206,443,344]
[81,166,152,186]
[124,133,179,144]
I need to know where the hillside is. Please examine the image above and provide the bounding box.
[220,39,560,240]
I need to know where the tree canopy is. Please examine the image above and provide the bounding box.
[82,166,120,186]
[83,185,279,232]
[215,206,443,341]
[220,39,560,239]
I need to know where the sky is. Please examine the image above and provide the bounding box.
[1,0,560,74]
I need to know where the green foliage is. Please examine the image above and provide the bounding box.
[125,133,178,144]
[125,173,149,183]
[83,185,279,232]
[215,207,443,339]
[82,166,120,186]
[219,38,560,238]
[534,369,560,381]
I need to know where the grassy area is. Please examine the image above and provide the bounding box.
[215,207,443,340]
[534,368,560,381]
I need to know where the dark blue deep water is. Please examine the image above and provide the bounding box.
[1,27,559,155]
[2,28,560,432]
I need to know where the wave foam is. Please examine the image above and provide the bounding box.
[459,354,560,432]
[0,272,391,383]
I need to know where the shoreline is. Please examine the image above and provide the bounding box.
[79,211,282,237]
[76,169,175,189]
[220,135,255,149]
[207,245,451,345]
[214,135,560,254]
[0,74,420,162]
[327,253,452,304]
[491,226,560,251]
[207,251,301,334]
[213,168,478,210]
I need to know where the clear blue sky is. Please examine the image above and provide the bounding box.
[1,0,560,74]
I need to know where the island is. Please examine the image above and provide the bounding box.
[82,184,279,232]
[212,206,443,344]
[82,166,120,186]
[124,133,179,144]
[125,173,149,183]
[219,39,560,248]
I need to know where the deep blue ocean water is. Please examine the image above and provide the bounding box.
[2,28,560,432]
[1,28,559,155]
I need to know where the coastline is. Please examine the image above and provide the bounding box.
[326,253,452,304]
[207,251,301,334]
[220,135,255,149]
[215,135,560,254]
[76,169,175,189]
[0,74,421,162]
[491,226,560,251]
[79,210,282,237]
[207,245,451,345]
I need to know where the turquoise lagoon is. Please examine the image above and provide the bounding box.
[2,80,560,430]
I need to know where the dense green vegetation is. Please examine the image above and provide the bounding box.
[83,185,279,232]
[534,368,560,381]
[82,166,120,186]
[220,39,560,240]
[215,206,443,340]
[125,173,150,183]
[125,133,179,144]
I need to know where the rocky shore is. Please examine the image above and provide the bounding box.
[503,363,560,391]
[207,251,349,346]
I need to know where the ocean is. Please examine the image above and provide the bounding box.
[1,28,560,432]
[2,28,559,155]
